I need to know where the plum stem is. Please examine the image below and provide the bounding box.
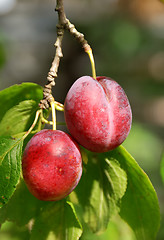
[41,118,65,126]
[21,102,62,141]
[50,101,57,130]
[22,109,42,140]
[41,117,53,125]
[86,48,96,79]
[55,101,64,111]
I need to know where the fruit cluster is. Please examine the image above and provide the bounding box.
[22,76,132,201]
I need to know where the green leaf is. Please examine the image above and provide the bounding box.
[72,151,127,234]
[0,221,30,240]
[123,122,163,171]
[160,150,164,184]
[30,200,82,240]
[0,180,44,226]
[80,215,137,240]
[0,137,23,207]
[0,83,43,121]
[0,100,39,137]
[115,146,160,240]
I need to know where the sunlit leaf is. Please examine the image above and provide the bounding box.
[0,100,39,137]
[0,221,30,240]
[72,150,127,234]
[30,200,82,240]
[116,146,160,240]
[0,137,23,207]
[0,83,43,121]
[0,180,44,226]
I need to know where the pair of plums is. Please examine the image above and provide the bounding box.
[22,76,132,201]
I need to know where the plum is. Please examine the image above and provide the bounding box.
[64,76,132,152]
[22,129,82,201]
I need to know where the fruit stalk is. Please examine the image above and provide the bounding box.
[86,48,96,79]
[22,109,42,140]
[50,101,57,130]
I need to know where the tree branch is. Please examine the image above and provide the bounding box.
[65,19,91,52]
[39,0,92,109]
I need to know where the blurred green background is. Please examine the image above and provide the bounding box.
[0,0,164,239]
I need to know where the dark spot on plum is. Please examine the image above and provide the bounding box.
[56,167,64,176]
[82,82,89,87]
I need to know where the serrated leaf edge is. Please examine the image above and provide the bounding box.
[0,138,23,165]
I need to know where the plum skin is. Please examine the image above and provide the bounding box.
[22,129,82,201]
[64,76,132,153]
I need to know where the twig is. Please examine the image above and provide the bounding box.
[39,0,65,109]
[39,0,94,109]
[64,18,96,79]
[64,19,91,52]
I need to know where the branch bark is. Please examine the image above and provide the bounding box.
[39,0,91,109]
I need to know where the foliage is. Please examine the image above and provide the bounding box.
[0,83,160,240]
[0,137,23,207]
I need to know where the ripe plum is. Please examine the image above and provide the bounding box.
[22,129,82,201]
[64,76,132,152]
